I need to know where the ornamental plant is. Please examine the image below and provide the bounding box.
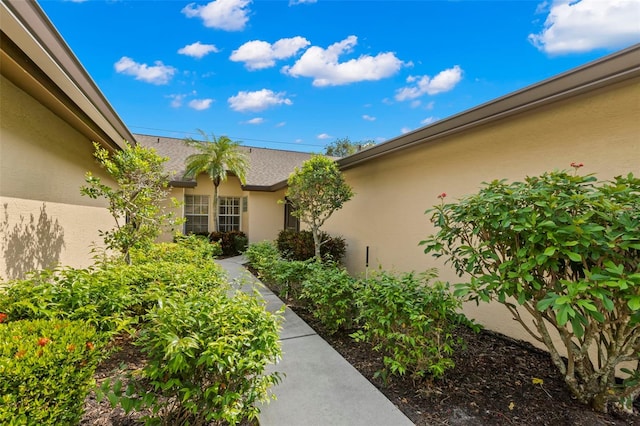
[300,261,360,334]
[285,155,354,260]
[0,319,104,425]
[421,168,640,413]
[99,289,282,425]
[81,142,182,264]
[352,269,475,383]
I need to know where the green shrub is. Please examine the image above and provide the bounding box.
[276,229,346,262]
[0,256,228,334]
[133,234,222,264]
[0,267,135,334]
[352,270,474,383]
[421,169,640,412]
[245,241,282,282]
[301,262,360,333]
[209,230,248,256]
[0,319,105,425]
[100,290,282,425]
[96,260,228,316]
[270,259,315,300]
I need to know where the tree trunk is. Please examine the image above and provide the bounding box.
[311,226,322,261]
[213,183,219,232]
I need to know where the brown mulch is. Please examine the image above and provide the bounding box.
[284,296,639,426]
[80,283,638,425]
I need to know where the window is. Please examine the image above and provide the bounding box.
[184,195,209,234]
[284,198,300,231]
[218,197,241,232]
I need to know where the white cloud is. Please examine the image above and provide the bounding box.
[362,114,376,121]
[421,116,437,125]
[230,37,310,70]
[178,41,220,58]
[182,0,251,31]
[395,65,463,101]
[289,0,317,5]
[400,127,412,134]
[410,100,421,108]
[282,35,405,86]
[529,0,640,54]
[168,94,187,108]
[276,122,286,127]
[245,117,265,124]
[114,56,176,85]
[317,133,332,140]
[189,99,213,110]
[228,89,292,112]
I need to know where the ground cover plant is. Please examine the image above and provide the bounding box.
[421,167,640,413]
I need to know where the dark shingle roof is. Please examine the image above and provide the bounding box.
[134,134,316,190]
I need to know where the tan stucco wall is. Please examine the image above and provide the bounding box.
[322,77,640,344]
[0,75,115,279]
[247,190,286,243]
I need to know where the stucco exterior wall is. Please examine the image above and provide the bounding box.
[322,77,640,343]
[247,190,286,243]
[0,75,114,279]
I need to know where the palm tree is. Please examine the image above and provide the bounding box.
[183,130,249,232]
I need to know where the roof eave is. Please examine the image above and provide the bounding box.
[0,0,135,151]
[338,43,640,170]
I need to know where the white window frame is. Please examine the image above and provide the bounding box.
[218,196,241,232]
[184,194,209,234]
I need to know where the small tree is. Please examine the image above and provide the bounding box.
[421,167,639,413]
[81,142,180,264]
[325,137,375,157]
[183,130,248,232]
[285,155,353,260]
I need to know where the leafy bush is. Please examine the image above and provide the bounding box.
[0,267,135,334]
[0,253,227,333]
[0,319,105,425]
[100,290,282,425]
[352,270,474,383]
[421,169,640,412]
[276,229,346,262]
[301,262,360,333]
[270,260,315,300]
[209,230,248,256]
[134,234,222,264]
[244,241,281,282]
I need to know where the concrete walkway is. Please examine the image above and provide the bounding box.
[216,256,414,426]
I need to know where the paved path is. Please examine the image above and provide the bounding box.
[216,256,414,426]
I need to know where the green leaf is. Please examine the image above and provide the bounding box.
[567,252,582,262]
[543,247,557,256]
[628,297,640,311]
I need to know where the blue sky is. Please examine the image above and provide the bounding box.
[40,0,640,153]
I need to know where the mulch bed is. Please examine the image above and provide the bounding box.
[80,275,638,425]
[278,293,639,426]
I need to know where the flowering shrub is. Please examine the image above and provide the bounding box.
[421,169,640,412]
[352,270,476,383]
[0,319,104,424]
